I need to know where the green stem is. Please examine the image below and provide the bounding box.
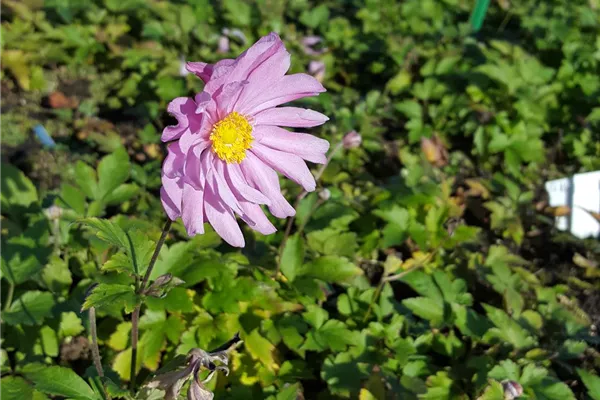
[129,219,172,393]
[140,219,172,292]
[4,283,14,311]
[129,306,140,393]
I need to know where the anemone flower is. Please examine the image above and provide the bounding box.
[161,33,329,247]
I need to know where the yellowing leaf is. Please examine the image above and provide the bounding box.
[243,329,278,372]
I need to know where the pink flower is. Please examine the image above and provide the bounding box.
[308,61,326,83]
[342,130,362,149]
[160,33,329,247]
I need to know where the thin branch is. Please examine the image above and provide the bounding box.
[130,219,172,393]
[140,219,173,291]
[89,307,104,378]
[129,306,140,393]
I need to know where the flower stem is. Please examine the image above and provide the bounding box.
[129,219,172,393]
[140,219,172,291]
[129,306,140,393]
[277,142,343,276]
[89,307,104,378]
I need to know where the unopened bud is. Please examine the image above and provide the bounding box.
[308,61,326,83]
[502,381,523,400]
[342,131,362,149]
[318,188,331,201]
[45,205,63,220]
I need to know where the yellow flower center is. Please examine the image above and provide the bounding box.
[210,112,253,163]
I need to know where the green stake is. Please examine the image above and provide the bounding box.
[470,0,491,33]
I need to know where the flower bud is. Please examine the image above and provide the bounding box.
[318,188,331,201]
[342,131,362,149]
[308,61,326,83]
[502,381,523,400]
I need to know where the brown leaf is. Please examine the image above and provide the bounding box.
[420,135,448,167]
[48,91,79,109]
[465,179,490,199]
[543,205,571,217]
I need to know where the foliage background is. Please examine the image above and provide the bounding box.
[1,0,600,399]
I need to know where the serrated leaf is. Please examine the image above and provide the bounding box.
[403,297,445,325]
[477,381,504,400]
[59,312,85,337]
[578,369,600,400]
[104,183,140,205]
[23,365,100,400]
[1,163,38,210]
[244,328,277,371]
[280,234,304,282]
[1,376,34,400]
[2,291,55,326]
[482,305,536,349]
[81,218,128,248]
[82,284,137,313]
[108,322,132,351]
[75,161,98,199]
[298,256,362,282]
[97,148,130,200]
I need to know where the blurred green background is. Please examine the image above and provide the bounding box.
[1,0,600,399]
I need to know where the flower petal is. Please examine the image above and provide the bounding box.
[212,161,243,216]
[253,107,328,128]
[254,125,329,164]
[183,142,210,189]
[225,163,271,205]
[240,73,325,115]
[163,142,186,178]
[161,175,183,220]
[181,183,205,236]
[214,81,247,119]
[233,47,290,111]
[162,97,201,142]
[251,143,316,192]
[239,201,276,235]
[240,152,295,218]
[205,33,283,94]
[186,62,213,82]
[204,184,245,247]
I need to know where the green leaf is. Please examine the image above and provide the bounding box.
[103,184,140,205]
[280,234,304,282]
[1,376,34,400]
[108,322,132,351]
[304,319,360,352]
[74,161,98,199]
[57,184,86,215]
[97,148,130,200]
[1,238,45,285]
[478,381,504,400]
[2,291,55,326]
[578,369,600,400]
[307,229,357,257]
[23,365,100,400]
[298,256,362,282]
[1,163,38,210]
[42,255,73,293]
[483,305,536,349]
[277,383,301,400]
[40,326,59,357]
[82,284,137,313]
[403,297,444,325]
[81,218,128,248]
[59,312,85,337]
[244,329,276,371]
